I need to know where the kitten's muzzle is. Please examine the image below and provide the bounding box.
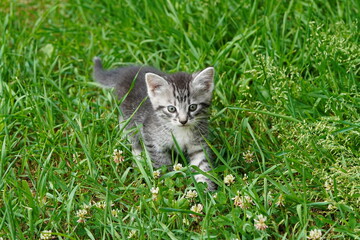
[178,113,189,125]
[179,119,188,125]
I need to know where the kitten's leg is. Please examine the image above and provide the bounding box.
[119,115,143,156]
[130,136,143,169]
[188,145,216,191]
[145,144,172,169]
[131,139,142,157]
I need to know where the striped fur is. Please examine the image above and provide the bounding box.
[93,58,216,190]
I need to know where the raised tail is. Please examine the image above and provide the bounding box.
[93,57,116,88]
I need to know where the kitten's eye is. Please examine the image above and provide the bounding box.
[189,104,198,112]
[167,105,177,113]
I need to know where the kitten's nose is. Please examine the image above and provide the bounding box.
[179,119,188,125]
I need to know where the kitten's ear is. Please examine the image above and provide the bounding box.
[192,67,215,93]
[145,73,169,98]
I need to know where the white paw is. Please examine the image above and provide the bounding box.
[195,174,217,191]
[132,148,142,157]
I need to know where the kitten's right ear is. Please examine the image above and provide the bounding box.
[145,73,169,98]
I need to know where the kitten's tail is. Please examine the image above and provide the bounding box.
[93,57,116,88]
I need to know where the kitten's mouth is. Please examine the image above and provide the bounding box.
[176,123,191,128]
[177,123,191,127]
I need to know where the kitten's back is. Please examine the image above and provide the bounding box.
[93,58,161,93]
[93,57,164,119]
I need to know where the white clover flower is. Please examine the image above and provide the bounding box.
[232,194,252,209]
[190,203,203,214]
[243,150,255,163]
[77,218,86,223]
[185,190,198,199]
[76,209,88,218]
[242,174,248,182]
[128,230,137,239]
[94,201,106,209]
[307,229,322,239]
[153,170,161,179]
[173,163,183,171]
[254,214,268,230]
[276,194,285,207]
[328,204,337,210]
[113,149,125,164]
[82,203,92,210]
[40,230,52,240]
[183,218,190,225]
[111,209,120,217]
[244,195,253,205]
[224,174,235,186]
[150,186,160,200]
[232,195,244,208]
[150,186,159,195]
[324,179,333,191]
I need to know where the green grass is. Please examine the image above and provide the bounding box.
[1,0,359,239]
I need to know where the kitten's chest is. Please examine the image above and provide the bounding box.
[170,127,194,150]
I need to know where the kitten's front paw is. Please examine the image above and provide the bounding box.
[132,148,142,157]
[195,174,217,191]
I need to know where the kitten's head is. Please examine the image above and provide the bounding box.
[145,67,214,127]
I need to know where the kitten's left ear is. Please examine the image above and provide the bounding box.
[192,67,215,93]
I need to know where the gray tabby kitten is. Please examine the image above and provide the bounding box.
[93,57,216,190]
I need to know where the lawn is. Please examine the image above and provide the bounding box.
[0,0,359,239]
